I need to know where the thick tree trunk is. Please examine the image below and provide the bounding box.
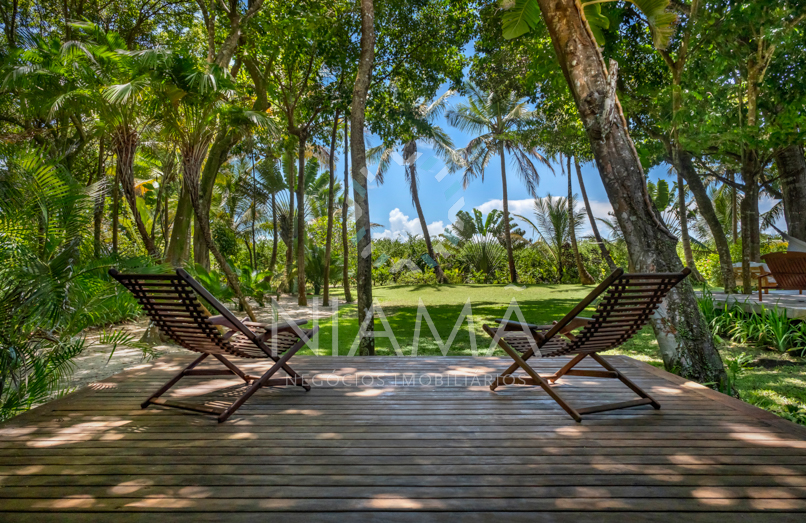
[574,157,615,272]
[166,185,192,266]
[499,146,517,283]
[535,0,726,386]
[568,156,595,284]
[192,129,238,269]
[94,137,105,258]
[270,192,278,273]
[740,180,760,293]
[776,144,806,241]
[730,173,738,243]
[351,0,376,355]
[323,112,340,307]
[342,119,353,303]
[674,150,734,292]
[404,140,448,283]
[676,171,704,282]
[296,136,308,306]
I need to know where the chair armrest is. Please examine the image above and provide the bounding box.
[493,319,550,331]
[246,319,309,340]
[559,317,593,334]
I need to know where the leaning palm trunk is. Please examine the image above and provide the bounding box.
[323,112,340,307]
[574,157,615,272]
[181,140,256,322]
[499,145,517,283]
[567,156,594,284]
[534,0,726,387]
[296,137,308,306]
[672,149,732,291]
[110,127,159,258]
[405,141,448,283]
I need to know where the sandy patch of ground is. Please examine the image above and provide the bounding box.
[70,295,346,391]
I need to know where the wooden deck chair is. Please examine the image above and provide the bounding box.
[109,268,315,423]
[483,268,691,422]
[757,252,806,301]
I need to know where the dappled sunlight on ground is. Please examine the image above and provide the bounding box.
[2,355,806,517]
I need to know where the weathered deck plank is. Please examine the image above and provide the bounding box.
[1,355,805,521]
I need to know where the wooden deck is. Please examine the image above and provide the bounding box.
[2,355,806,522]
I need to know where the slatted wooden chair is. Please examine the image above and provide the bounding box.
[483,268,690,422]
[757,252,806,301]
[109,268,315,423]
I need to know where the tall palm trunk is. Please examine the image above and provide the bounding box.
[283,149,296,293]
[534,0,726,387]
[323,112,340,307]
[342,119,353,303]
[270,192,278,273]
[296,136,308,306]
[112,129,158,257]
[677,172,704,282]
[499,145,517,283]
[94,137,105,257]
[567,156,595,284]
[351,0,376,355]
[405,140,448,283]
[182,143,256,322]
[574,157,615,272]
[112,167,119,255]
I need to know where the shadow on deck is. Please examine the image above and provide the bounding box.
[1,355,806,521]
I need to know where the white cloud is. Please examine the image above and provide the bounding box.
[475,197,614,239]
[376,208,446,240]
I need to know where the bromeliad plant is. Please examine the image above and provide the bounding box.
[698,289,805,355]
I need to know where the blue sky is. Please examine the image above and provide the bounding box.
[328,88,779,243]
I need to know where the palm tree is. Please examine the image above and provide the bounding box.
[368,91,458,283]
[155,56,269,321]
[65,23,161,257]
[446,83,552,283]
[517,194,586,282]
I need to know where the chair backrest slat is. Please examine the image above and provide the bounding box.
[762,252,806,291]
[561,270,689,355]
[109,269,267,358]
[538,269,689,357]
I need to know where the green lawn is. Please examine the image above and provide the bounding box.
[291,284,806,423]
[299,283,656,359]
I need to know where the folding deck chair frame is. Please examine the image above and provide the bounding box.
[110,268,315,422]
[483,268,691,422]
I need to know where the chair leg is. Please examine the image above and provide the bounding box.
[589,353,660,410]
[547,353,587,383]
[218,339,309,423]
[212,353,256,383]
[141,353,209,409]
[484,326,581,422]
